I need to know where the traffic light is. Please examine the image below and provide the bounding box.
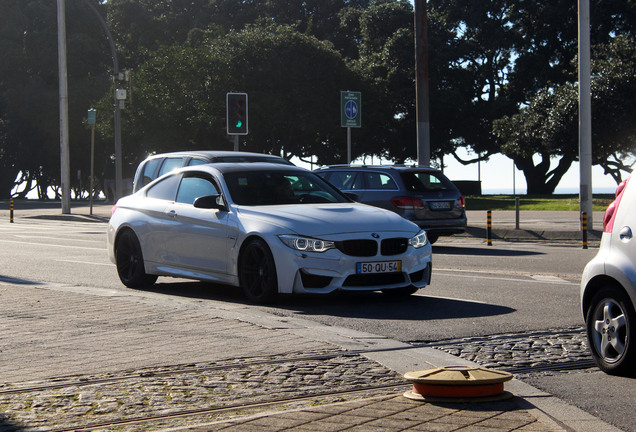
[226,92,248,135]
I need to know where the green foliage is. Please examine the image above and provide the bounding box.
[466,195,614,211]
[494,34,636,193]
[0,0,634,199]
[122,25,361,164]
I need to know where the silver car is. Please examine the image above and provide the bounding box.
[132,150,293,193]
[109,163,432,303]
[581,174,636,375]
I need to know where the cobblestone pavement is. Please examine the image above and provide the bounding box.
[0,350,404,431]
[0,351,564,432]
[430,327,592,371]
[0,328,590,431]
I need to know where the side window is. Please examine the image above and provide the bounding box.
[325,172,361,190]
[140,158,163,188]
[187,158,207,167]
[176,176,219,205]
[146,174,182,201]
[158,157,184,177]
[363,172,397,190]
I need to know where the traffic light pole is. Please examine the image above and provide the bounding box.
[234,135,239,151]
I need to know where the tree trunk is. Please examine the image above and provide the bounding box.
[514,154,576,195]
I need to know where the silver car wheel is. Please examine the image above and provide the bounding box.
[591,297,627,362]
[586,286,636,376]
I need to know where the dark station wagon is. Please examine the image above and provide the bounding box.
[315,164,466,244]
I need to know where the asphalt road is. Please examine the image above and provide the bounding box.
[0,216,634,431]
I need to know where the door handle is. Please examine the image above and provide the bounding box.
[165,209,177,218]
[619,226,632,241]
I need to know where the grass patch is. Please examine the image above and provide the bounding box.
[465,194,615,211]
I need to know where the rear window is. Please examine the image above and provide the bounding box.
[401,171,454,192]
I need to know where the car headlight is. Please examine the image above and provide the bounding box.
[279,235,335,253]
[409,230,428,248]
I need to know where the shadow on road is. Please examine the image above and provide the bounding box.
[0,415,24,431]
[433,245,544,257]
[143,281,515,321]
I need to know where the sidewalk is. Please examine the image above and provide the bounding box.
[1,284,619,432]
[0,200,620,431]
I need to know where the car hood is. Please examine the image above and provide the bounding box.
[236,203,419,237]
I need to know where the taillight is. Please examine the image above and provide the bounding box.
[604,176,631,233]
[110,205,117,219]
[391,196,424,209]
[457,196,465,209]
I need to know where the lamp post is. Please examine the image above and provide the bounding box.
[578,0,593,227]
[57,0,71,214]
[414,0,431,166]
[82,1,123,201]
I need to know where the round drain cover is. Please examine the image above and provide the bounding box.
[404,365,513,402]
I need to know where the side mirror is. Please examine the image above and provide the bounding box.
[193,194,226,211]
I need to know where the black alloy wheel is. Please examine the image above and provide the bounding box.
[239,239,278,303]
[115,230,158,288]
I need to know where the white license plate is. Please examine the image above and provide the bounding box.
[430,201,450,210]
[356,261,402,274]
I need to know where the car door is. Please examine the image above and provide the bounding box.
[355,171,399,211]
[162,172,231,277]
[139,173,182,266]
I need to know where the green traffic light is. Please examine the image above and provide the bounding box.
[236,120,242,128]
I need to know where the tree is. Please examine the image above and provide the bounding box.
[0,0,112,199]
[116,25,363,165]
[494,35,636,193]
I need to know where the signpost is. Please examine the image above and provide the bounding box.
[341,91,361,163]
[87,108,96,215]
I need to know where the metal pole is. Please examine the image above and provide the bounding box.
[90,124,95,215]
[233,135,239,152]
[57,0,71,214]
[578,0,593,227]
[82,1,122,201]
[414,0,430,166]
[347,127,351,164]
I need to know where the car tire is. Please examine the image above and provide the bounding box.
[239,239,278,303]
[427,233,439,244]
[585,285,636,376]
[115,230,158,288]
[382,285,419,297]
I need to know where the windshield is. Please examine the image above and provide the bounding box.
[225,171,350,205]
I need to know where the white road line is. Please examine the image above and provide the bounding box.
[0,239,104,251]
[434,270,577,285]
[13,235,104,244]
[55,259,113,266]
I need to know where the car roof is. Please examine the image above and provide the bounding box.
[315,164,441,172]
[144,150,289,161]
[182,162,310,175]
